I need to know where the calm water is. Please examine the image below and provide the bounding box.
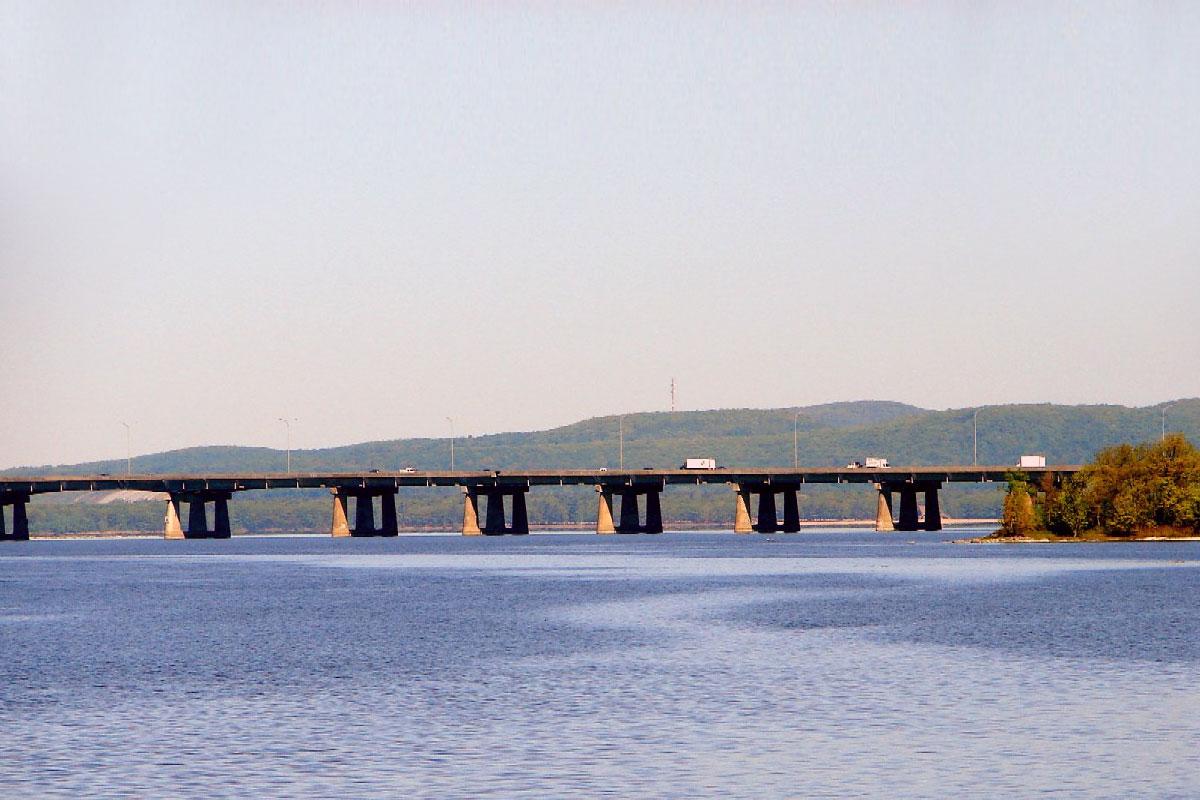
[2,529,1199,798]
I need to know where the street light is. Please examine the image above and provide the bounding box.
[793,411,800,469]
[278,417,297,473]
[973,409,979,466]
[120,421,132,476]
[619,415,625,469]
[446,417,455,470]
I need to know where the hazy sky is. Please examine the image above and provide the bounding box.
[2,2,1198,467]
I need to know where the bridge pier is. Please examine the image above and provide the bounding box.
[462,488,529,535]
[733,487,753,533]
[0,492,30,541]
[613,486,664,534]
[924,484,942,531]
[898,485,920,531]
[595,487,616,534]
[874,485,895,532]
[878,481,942,532]
[165,492,232,539]
[733,484,802,533]
[461,490,481,536]
[331,488,399,537]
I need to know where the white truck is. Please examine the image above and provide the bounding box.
[846,457,890,469]
[1018,455,1047,468]
[681,458,717,470]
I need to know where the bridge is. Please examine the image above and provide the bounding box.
[0,466,1078,541]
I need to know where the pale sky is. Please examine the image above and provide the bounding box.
[2,2,1198,468]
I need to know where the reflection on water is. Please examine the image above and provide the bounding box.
[2,530,1198,798]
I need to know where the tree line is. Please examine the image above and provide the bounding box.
[1001,434,1200,538]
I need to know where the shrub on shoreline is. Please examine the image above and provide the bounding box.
[1001,434,1200,538]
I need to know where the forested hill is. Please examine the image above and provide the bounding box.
[10,399,1200,476]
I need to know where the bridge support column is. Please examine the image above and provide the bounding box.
[733,486,753,533]
[461,490,481,536]
[782,489,800,533]
[875,485,895,532]
[897,485,920,532]
[188,498,208,537]
[644,489,663,534]
[332,489,400,537]
[615,486,663,533]
[166,492,233,539]
[483,490,506,535]
[165,495,184,539]
[355,493,376,535]
[469,488,530,535]
[214,495,231,538]
[755,490,778,533]
[380,491,399,536]
[618,489,641,533]
[331,491,351,537]
[595,488,616,534]
[510,491,529,535]
[0,493,30,541]
[922,483,942,531]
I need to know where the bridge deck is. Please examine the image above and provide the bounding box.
[0,465,1080,496]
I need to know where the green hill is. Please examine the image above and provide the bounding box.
[13,399,1200,533]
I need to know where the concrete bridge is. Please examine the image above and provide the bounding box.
[0,466,1079,540]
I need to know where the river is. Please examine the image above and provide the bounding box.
[2,529,1197,798]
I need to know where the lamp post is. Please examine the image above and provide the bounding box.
[619,415,625,469]
[120,421,132,476]
[278,417,297,473]
[973,409,979,466]
[446,417,455,470]
[793,411,800,469]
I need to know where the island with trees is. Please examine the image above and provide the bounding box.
[985,434,1200,541]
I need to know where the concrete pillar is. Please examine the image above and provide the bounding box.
[782,489,800,533]
[618,489,640,533]
[756,490,778,533]
[187,497,208,537]
[380,491,399,536]
[331,491,351,537]
[165,495,184,539]
[213,495,231,539]
[484,491,506,535]
[644,490,663,534]
[1,496,30,541]
[510,491,529,535]
[595,487,616,534]
[923,484,942,531]
[898,485,920,531]
[354,493,376,536]
[875,486,895,532]
[13,500,27,540]
[461,490,481,536]
[733,486,753,534]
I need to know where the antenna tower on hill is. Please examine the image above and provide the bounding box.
[670,378,676,412]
